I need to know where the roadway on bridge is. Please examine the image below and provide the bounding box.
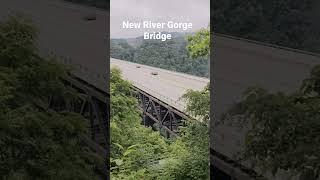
[111,58,209,113]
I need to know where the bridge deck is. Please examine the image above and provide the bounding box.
[111,58,209,113]
[0,0,109,93]
[212,34,320,179]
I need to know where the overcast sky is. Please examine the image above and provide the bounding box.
[110,0,210,38]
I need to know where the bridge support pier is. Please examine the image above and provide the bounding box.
[143,115,154,127]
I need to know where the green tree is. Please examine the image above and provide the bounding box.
[0,15,36,68]
[183,85,210,123]
[187,28,210,59]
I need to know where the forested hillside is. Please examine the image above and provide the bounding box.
[214,0,320,53]
[111,34,209,77]
[110,39,135,62]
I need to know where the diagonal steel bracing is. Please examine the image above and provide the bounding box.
[47,75,109,179]
[134,87,189,138]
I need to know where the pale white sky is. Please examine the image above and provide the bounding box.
[110,0,210,38]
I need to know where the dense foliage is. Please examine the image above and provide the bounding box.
[0,16,102,179]
[110,39,136,62]
[214,0,320,53]
[224,65,320,179]
[110,67,168,179]
[187,28,210,59]
[111,34,209,77]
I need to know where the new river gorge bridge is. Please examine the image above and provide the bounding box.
[1,0,320,180]
[111,58,209,137]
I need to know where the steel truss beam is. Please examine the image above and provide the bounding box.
[47,75,109,178]
[134,87,190,138]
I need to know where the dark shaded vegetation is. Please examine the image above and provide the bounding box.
[224,65,320,179]
[0,16,102,179]
[214,0,320,53]
[111,34,209,77]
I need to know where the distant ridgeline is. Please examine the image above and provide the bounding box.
[214,0,320,53]
[111,32,209,77]
[63,0,108,9]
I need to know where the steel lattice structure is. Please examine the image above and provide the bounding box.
[45,75,109,179]
[134,87,190,138]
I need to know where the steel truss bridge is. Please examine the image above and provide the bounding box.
[111,58,209,138]
[136,88,186,138]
